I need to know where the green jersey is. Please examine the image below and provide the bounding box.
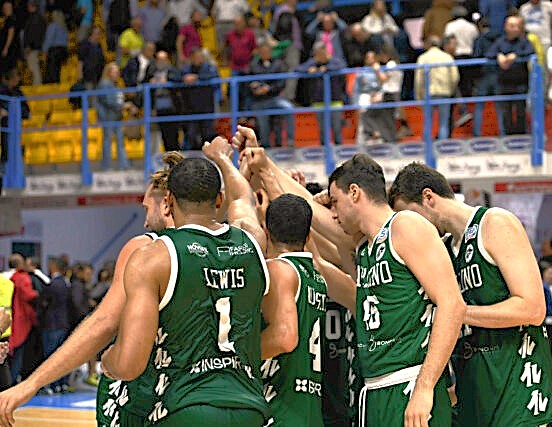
[356,213,433,379]
[141,224,270,425]
[322,300,360,427]
[447,207,552,426]
[96,232,158,427]
[262,253,327,427]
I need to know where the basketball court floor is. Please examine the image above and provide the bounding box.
[15,392,96,426]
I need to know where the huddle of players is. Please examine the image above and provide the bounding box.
[0,125,550,427]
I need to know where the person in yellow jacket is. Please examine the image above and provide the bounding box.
[0,275,13,390]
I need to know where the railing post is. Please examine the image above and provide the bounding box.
[143,84,152,180]
[230,78,240,166]
[5,97,25,189]
[423,65,436,168]
[530,56,544,167]
[391,0,400,16]
[322,73,336,174]
[81,93,92,185]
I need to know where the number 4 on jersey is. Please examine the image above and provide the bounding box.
[309,318,322,372]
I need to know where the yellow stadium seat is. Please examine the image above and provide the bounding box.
[22,114,46,129]
[51,97,73,111]
[124,138,144,160]
[28,100,52,115]
[73,128,102,161]
[22,132,49,164]
[49,109,98,126]
[49,130,78,162]
[199,17,218,58]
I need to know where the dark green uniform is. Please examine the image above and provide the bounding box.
[322,300,361,427]
[141,224,270,426]
[261,253,327,427]
[447,207,552,427]
[356,213,451,427]
[96,232,158,427]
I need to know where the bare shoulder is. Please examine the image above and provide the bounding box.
[481,207,525,234]
[127,240,170,272]
[120,234,155,257]
[391,210,435,234]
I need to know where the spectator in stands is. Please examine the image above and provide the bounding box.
[212,0,250,55]
[22,0,46,86]
[415,35,459,140]
[361,0,399,51]
[344,23,378,67]
[78,26,106,91]
[520,0,552,54]
[0,69,29,196]
[250,43,295,148]
[6,254,37,384]
[97,62,135,170]
[122,41,156,88]
[88,268,112,310]
[270,0,303,101]
[422,0,454,40]
[76,0,94,42]
[176,9,203,65]
[105,0,135,52]
[40,257,70,393]
[166,0,205,27]
[306,11,348,62]
[472,16,503,136]
[138,0,166,46]
[0,277,13,390]
[296,42,346,145]
[26,257,50,296]
[42,10,69,84]
[0,2,17,75]
[119,16,144,68]
[486,15,535,135]
[224,15,256,110]
[353,50,384,144]
[177,47,219,149]
[147,50,181,152]
[480,0,518,34]
[377,47,403,142]
[246,12,277,48]
[444,6,479,106]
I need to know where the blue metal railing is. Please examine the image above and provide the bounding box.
[0,56,544,190]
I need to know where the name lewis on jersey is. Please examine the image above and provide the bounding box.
[204,268,245,289]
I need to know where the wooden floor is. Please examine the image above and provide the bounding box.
[15,408,95,427]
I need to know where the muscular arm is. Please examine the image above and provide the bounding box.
[102,241,169,381]
[393,212,465,427]
[261,260,299,359]
[0,235,150,427]
[464,208,545,328]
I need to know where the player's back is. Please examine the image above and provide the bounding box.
[262,252,327,427]
[144,224,270,425]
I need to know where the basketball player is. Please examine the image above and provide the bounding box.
[260,194,327,427]
[101,137,269,426]
[388,162,552,426]
[0,152,183,427]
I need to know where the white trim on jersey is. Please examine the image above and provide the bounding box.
[451,206,480,258]
[279,252,313,259]
[477,208,498,266]
[177,223,230,236]
[363,364,422,390]
[241,228,271,296]
[158,235,179,311]
[273,257,302,303]
[388,213,405,265]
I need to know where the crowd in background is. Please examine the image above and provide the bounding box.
[0,0,551,157]
[0,253,112,393]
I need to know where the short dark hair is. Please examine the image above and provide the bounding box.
[266,194,313,248]
[328,154,387,205]
[51,257,68,273]
[168,157,221,205]
[306,182,324,196]
[388,162,455,207]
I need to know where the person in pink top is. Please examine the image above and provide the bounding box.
[176,9,203,65]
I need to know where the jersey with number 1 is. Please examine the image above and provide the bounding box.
[356,213,433,379]
[141,224,270,425]
[262,253,327,427]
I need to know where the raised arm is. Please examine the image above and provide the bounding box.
[203,136,266,249]
[392,212,466,427]
[101,240,169,381]
[0,235,152,427]
[261,260,299,359]
[464,208,545,328]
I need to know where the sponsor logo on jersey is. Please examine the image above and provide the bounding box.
[216,243,254,256]
[189,355,254,378]
[294,378,322,396]
[375,244,386,261]
[465,244,474,263]
[187,242,208,258]
[464,224,478,243]
[376,228,388,244]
